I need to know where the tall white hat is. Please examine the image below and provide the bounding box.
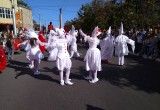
[70,25,75,35]
[28,31,38,39]
[107,26,111,34]
[119,22,124,35]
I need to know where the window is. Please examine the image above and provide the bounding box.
[6,8,11,18]
[0,8,2,18]
[0,7,12,19]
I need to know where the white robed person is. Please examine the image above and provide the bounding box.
[79,26,102,83]
[18,31,44,71]
[27,31,44,75]
[47,30,58,61]
[100,26,115,64]
[49,28,73,86]
[115,23,135,66]
[69,25,80,58]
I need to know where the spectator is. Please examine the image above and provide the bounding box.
[6,36,14,60]
[135,32,143,53]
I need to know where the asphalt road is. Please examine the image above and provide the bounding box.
[0,46,160,110]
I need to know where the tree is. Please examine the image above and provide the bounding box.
[64,0,160,32]
[17,0,31,9]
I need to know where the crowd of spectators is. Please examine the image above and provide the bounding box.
[125,29,160,60]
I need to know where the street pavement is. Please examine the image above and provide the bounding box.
[0,46,160,110]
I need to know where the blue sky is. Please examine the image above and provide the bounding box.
[22,0,92,28]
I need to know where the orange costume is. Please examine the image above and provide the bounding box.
[38,30,46,52]
[0,45,6,72]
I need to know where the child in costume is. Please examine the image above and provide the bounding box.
[27,31,44,75]
[115,23,135,66]
[79,26,102,83]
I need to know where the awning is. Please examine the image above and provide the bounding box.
[0,23,13,25]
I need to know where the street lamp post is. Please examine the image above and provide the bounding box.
[11,0,17,37]
[59,8,62,28]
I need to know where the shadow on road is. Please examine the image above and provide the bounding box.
[86,104,105,110]
[99,54,160,94]
[7,60,59,84]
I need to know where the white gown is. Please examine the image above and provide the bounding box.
[100,36,115,60]
[70,35,78,52]
[47,34,58,61]
[84,36,101,71]
[69,34,80,57]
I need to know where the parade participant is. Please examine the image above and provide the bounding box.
[0,45,6,73]
[100,26,115,64]
[79,26,102,83]
[27,31,44,75]
[38,30,46,52]
[49,28,73,86]
[69,25,80,58]
[47,30,58,61]
[115,23,135,66]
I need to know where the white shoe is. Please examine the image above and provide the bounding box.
[89,78,99,83]
[84,76,92,80]
[60,80,65,86]
[29,64,34,69]
[77,54,80,57]
[34,71,40,75]
[65,80,74,85]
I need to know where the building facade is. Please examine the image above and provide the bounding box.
[17,5,33,30]
[0,0,33,33]
[0,0,18,33]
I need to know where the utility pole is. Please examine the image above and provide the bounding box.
[59,8,62,28]
[11,0,17,37]
[39,13,41,30]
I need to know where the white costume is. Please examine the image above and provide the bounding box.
[100,26,115,63]
[69,25,80,58]
[115,23,135,66]
[47,30,58,61]
[79,26,102,83]
[27,31,44,75]
[50,28,73,86]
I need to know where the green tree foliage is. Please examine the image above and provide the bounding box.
[64,0,160,32]
[17,0,31,9]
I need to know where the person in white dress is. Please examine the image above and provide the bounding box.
[100,26,115,64]
[49,28,73,86]
[47,30,58,61]
[69,25,80,58]
[27,31,44,75]
[79,26,102,83]
[115,23,135,66]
